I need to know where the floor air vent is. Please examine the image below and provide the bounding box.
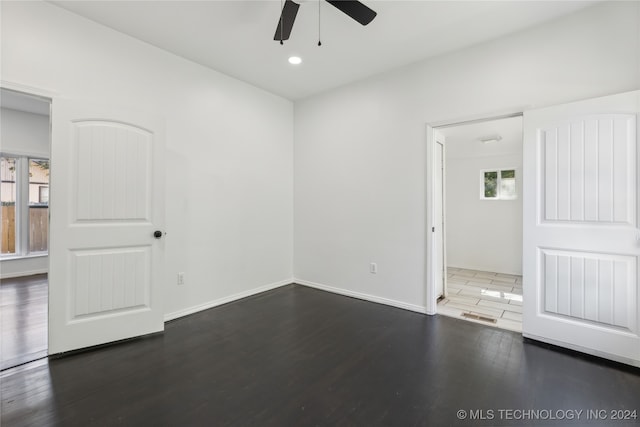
[461,312,497,324]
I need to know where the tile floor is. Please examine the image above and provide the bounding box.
[437,267,523,332]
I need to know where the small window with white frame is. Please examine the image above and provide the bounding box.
[481,168,517,200]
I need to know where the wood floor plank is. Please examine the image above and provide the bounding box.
[0,274,48,371]
[2,284,639,426]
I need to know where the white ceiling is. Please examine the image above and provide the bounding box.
[441,115,522,159]
[51,0,597,100]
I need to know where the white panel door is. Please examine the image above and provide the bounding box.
[523,90,640,366]
[434,132,446,298]
[49,99,165,354]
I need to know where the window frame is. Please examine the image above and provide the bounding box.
[480,167,518,201]
[1,152,50,258]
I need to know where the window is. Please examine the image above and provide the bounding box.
[0,155,49,256]
[1,156,17,254]
[481,168,517,200]
[29,159,49,252]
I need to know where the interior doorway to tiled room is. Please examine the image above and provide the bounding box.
[434,115,523,332]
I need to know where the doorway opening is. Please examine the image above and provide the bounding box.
[429,114,524,332]
[1,88,51,370]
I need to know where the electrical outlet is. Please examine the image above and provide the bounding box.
[177,272,185,285]
[370,263,377,274]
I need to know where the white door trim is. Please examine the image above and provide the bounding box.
[425,124,437,315]
[0,82,54,357]
[425,111,524,315]
[1,80,58,101]
[434,135,446,300]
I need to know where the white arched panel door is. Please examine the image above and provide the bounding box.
[523,90,639,367]
[49,99,165,354]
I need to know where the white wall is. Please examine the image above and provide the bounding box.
[446,154,523,275]
[294,2,640,311]
[3,1,638,317]
[442,116,523,275]
[1,108,49,157]
[0,256,48,279]
[1,1,294,316]
[0,107,50,278]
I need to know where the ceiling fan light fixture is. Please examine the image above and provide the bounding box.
[274,0,376,43]
[288,56,302,65]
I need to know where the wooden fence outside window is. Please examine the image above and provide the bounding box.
[1,205,48,254]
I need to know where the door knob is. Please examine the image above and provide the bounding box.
[154,230,163,239]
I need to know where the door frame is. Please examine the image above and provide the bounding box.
[0,83,54,252]
[433,133,446,301]
[0,81,54,360]
[2,80,167,356]
[425,111,523,315]
[1,80,57,104]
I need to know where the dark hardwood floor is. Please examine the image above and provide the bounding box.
[0,274,48,371]
[2,284,639,426]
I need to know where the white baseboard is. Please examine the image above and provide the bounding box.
[0,269,48,279]
[294,278,427,314]
[164,278,293,322]
[448,264,522,276]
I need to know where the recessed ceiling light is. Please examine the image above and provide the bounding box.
[288,56,302,65]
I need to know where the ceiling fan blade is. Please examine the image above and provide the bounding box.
[325,0,377,25]
[274,0,300,41]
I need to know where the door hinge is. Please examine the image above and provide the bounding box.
[432,227,435,232]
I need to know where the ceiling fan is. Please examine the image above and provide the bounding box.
[274,0,377,43]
